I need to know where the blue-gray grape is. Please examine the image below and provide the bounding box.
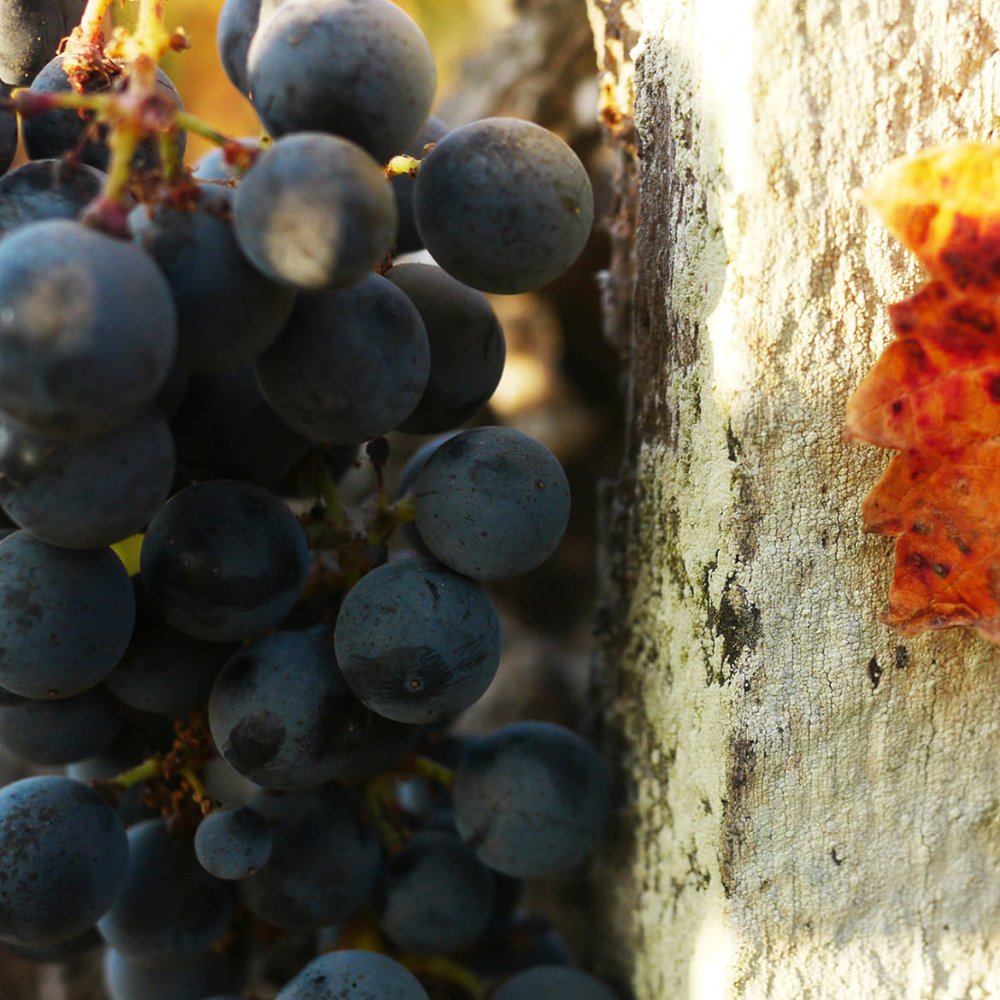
[140,479,309,643]
[413,426,571,581]
[386,264,505,434]
[0,406,175,548]
[0,686,121,765]
[232,131,397,290]
[414,117,594,293]
[237,784,381,930]
[247,0,436,163]
[253,273,429,443]
[492,965,621,1000]
[276,949,429,1000]
[97,817,235,965]
[0,530,135,698]
[0,775,129,946]
[374,830,495,955]
[0,0,88,85]
[194,806,273,880]
[0,219,177,438]
[334,556,501,723]
[453,722,611,878]
[130,186,296,371]
[0,159,108,238]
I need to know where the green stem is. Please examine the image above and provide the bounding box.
[108,756,162,790]
[173,110,237,149]
[409,755,455,790]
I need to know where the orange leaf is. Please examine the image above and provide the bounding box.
[847,142,1000,641]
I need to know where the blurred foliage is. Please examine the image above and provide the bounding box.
[111,0,515,162]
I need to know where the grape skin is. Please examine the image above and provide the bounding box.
[194,806,273,881]
[232,132,397,291]
[97,818,235,966]
[334,556,502,724]
[130,187,296,372]
[492,965,621,1000]
[386,263,506,434]
[276,949,430,1000]
[103,576,237,718]
[0,775,129,947]
[169,365,314,489]
[0,407,175,549]
[140,479,310,643]
[374,830,496,955]
[103,947,242,1000]
[247,0,437,163]
[414,117,594,294]
[413,426,571,581]
[209,630,380,790]
[0,219,177,439]
[253,273,430,444]
[453,722,611,878]
[0,686,121,765]
[0,531,135,699]
[0,160,108,239]
[238,785,381,930]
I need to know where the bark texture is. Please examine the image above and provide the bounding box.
[589,2,1000,998]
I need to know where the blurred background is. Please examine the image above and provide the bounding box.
[0,0,625,995]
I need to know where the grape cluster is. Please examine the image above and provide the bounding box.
[0,1,615,998]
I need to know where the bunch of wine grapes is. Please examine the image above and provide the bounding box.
[0,0,616,998]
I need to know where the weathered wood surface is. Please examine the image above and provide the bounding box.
[588,2,1000,997]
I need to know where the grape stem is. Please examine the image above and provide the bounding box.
[384,154,421,178]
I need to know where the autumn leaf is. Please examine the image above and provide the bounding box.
[846,141,1000,641]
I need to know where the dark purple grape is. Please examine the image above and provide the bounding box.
[0,0,87,86]
[0,531,135,699]
[253,273,429,443]
[216,0,282,97]
[194,806,273,880]
[333,556,501,724]
[103,576,237,717]
[391,116,449,254]
[453,722,611,878]
[22,56,187,170]
[209,630,377,790]
[97,817,234,965]
[275,949,429,1000]
[169,365,314,489]
[232,131,397,290]
[413,426,571,581]
[130,187,296,371]
[0,219,177,439]
[0,775,129,946]
[238,785,381,930]
[0,686,121,764]
[0,159,108,238]
[140,479,309,643]
[0,407,175,548]
[414,118,593,293]
[247,0,436,163]
[104,946,244,1000]
[492,965,621,1000]
[374,830,495,955]
[386,264,505,433]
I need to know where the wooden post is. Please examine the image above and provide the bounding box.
[588,2,1000,997]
